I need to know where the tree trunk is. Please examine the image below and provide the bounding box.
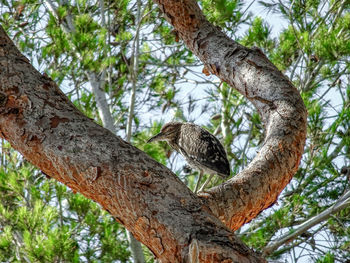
[0,0,307,262]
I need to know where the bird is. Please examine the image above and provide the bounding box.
[147,122,230,192]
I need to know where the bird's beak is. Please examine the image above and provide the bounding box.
[147,132,165,143]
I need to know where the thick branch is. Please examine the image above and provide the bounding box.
[0,0,307,260]
[154,0,307,230]
[0,26,263,262]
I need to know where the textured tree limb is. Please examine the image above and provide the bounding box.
[0,0,307,260]
[263,190,350,255]
[44,1,145,260]
[0,25,263,263]
[153,0,307,230]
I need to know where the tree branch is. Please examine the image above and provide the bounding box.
[153,0,307,230]
[0,24,263,262]
[263,190,350,255]
[0,0,308,260]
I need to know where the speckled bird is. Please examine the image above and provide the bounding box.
[147,122,230,192]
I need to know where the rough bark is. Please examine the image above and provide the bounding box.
[45,1,146,260]
[154,0,307,230]
[0,0,307,261]
[0,27,263,262]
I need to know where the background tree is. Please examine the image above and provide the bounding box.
[0,0,349,262]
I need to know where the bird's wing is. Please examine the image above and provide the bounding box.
[178,125,230,177]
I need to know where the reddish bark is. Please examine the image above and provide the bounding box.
[0,26,263,262]
[0,0,307,262]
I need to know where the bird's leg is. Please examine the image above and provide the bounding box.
[194,170,203,193]
[198,174,214,193]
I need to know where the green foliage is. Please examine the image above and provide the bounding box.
[200,0,249,32]
[316,252,335,263]
[270,26,299,71]
[0,147,130,262]
[241,17,275,51]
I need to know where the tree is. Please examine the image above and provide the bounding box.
[0,0,349,262]
[0,0,306,260]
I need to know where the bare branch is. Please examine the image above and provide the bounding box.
[263,190,350,255]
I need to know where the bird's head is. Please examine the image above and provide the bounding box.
[147,122,182,143]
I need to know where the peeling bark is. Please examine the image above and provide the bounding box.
[0,0,307,261]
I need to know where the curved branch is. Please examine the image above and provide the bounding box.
[154,0,307,230]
